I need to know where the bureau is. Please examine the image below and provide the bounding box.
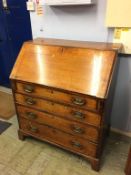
[10,38,121,171]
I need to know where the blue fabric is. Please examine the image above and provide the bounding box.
[0,0,32,87]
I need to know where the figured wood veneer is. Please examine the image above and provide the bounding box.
[10,38,121,171]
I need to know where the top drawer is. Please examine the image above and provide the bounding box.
[15,82,99,112]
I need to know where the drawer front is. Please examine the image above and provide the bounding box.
[19,117,97,157]
[17,105,99,142]
[15,82,98,111]
[15,93,101,127]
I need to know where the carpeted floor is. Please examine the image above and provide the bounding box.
[0,91,15,120]
[0,116,130,175]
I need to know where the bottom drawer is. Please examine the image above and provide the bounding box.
[19,118,98,157]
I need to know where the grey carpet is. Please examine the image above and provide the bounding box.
[0,120,12,134]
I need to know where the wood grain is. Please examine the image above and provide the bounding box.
[16,104,101,127]
[19,117,98,158]
[15,82,98,111]
[10,39,120,99]
[125,146,131,175]
[10,39,120,171]
[16,105,100,142]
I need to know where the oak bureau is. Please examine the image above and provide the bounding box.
[10,38,121,171]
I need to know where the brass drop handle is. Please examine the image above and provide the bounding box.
[72,111,85,120]
[71,141,83,149]
[29,123,38,133]
[25,98,36,105]
[24,85,34,93]
[72,126,84,134]
[72,97,86,106]
[26,112,37,119]
[29,126,38,133]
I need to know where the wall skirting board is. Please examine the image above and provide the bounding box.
[111,127,131,138]
[0,86,12,94]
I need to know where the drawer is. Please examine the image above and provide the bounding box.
[17,105,99,142]
[19,117,97,157]
[15,93,101,127]
[15,82,98,111]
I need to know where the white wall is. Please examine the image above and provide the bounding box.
[30,0,109,42]
[29,0,131,132]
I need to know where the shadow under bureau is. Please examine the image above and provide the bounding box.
[10,38,121,171]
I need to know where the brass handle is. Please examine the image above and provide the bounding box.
[25,98,36,105]
[24,85,34,93]
[72,126,84,134]
[29,126,38,133]
[26,112,37,119]
[71,141,83,149]
[72,111,85,120]
[72,97,86,106]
